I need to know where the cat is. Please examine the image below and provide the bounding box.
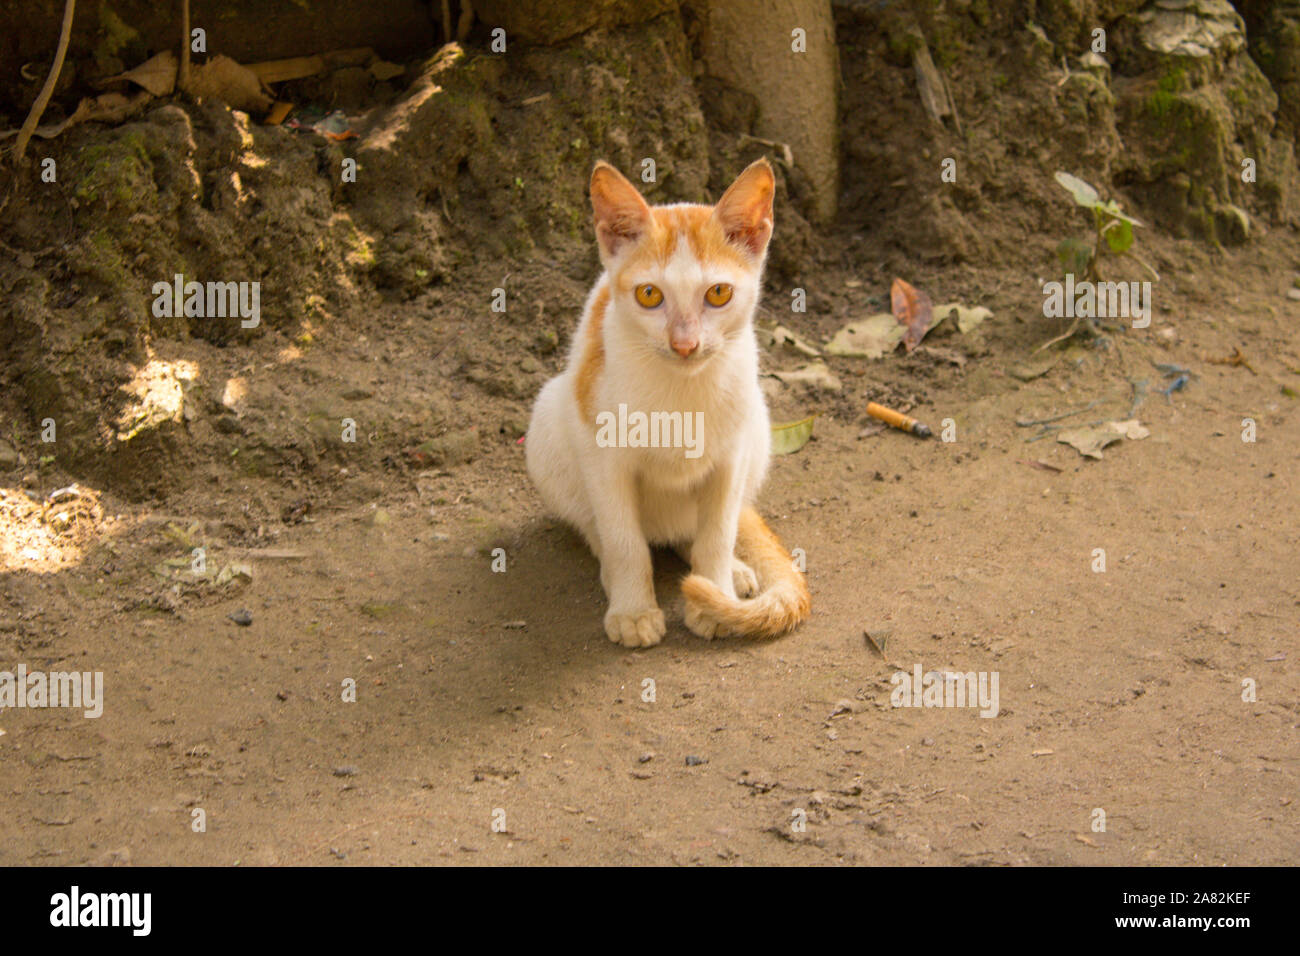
[525,158,810,647]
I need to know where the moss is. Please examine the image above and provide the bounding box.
[75,132,153,210]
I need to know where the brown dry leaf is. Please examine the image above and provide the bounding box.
[97,50,177,97]
[892,278,934,353]
[1057,419,1150,460]
[0,90,151,141]
[188,55,275,113]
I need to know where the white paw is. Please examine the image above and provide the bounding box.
[684,601,719,640]
[732,559,758,599]
[604,607,666,648]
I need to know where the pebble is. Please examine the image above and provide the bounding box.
[685,755,707,766]
[227,609,253,626]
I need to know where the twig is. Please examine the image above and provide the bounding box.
[1025,418,1110,442]
[457,0,475,42]
[1034,315,1083,353]
[13,0,76,164]
[179,0,191,90]
[1015,400,1100,428]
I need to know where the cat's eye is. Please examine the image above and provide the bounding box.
[634,284,663,308]
[704,283,733,307]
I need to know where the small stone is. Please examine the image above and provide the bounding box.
[1287,289,1300,302]
[227,608,253,626]
[685,755,707,766]
[638,752,654,763]
[333,765,358,777]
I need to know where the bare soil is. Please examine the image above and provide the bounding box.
[1,3,1297,867]
[2,235,1297,865]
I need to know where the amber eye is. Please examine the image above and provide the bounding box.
[704,283,733,307]
[634,284,663,308]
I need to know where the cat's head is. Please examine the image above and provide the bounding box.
[589,159,774,370]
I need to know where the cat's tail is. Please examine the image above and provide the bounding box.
[681,506,810,639]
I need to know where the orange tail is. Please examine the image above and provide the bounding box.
[681,507,810,639]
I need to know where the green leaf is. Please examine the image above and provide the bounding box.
[1054,171,1100,208]
[771,416,815,455]
[1103,217,1134,254]
[1100,199,1142,227]
[1057,237,1092,274]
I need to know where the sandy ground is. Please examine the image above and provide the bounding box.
[1,240,1298,867]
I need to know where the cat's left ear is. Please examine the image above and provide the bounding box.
[713,158,775,258]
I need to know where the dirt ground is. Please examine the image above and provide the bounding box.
[1,230,1297,865]
[1,2,1298,867]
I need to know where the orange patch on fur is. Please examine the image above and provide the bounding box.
[616,205,753,285]
[575,284,609,422]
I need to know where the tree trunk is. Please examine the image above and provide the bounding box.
[697,0,839,224]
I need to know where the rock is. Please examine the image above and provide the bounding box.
[1136,0,1245,60]
[227,608,253,626]
[1077,51,1110,76]
[1214,203,1251,244]
[684,755,707,767]
[332,765,358,777]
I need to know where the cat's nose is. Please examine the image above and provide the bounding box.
[671,338,699,358]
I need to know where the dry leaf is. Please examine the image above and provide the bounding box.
[771,417,815,455]
[826,313,904,358]
[97,50,177,97]
[933,302,994,334]
[0,90,152,141]
[1058,419,1150,459]
[892,278,935,352]
[769,361,841,392]
[771,325,821,357]
[188,55,275,113]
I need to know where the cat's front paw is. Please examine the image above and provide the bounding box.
[604,607,666,648]
[732,559,758,599]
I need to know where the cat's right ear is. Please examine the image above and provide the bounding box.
[591,162,652,261]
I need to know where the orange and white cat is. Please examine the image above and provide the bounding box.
[526,158,810,647]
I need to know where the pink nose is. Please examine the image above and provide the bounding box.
[672,339,698,358]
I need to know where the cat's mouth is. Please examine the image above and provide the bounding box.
[660,346,714,371]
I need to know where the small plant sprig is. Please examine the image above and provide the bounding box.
[1054,172,1159,283]
[1037,172,1162,352]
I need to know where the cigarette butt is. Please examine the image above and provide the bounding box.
[866,401,931,438]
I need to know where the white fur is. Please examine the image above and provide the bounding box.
[527,201,772,648]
